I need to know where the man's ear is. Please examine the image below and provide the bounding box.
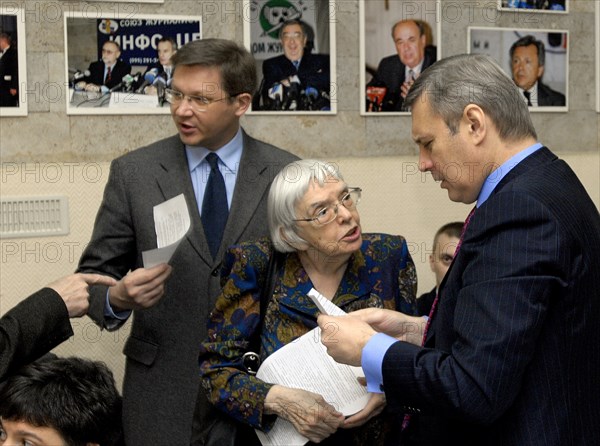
[463,104,486,145]
[234,92,252,116]
[537,65,545,80]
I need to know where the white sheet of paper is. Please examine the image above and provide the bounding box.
[307,288,346,316]
[142,194,191,268]
[254,290,369,446]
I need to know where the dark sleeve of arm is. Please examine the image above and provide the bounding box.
[0,288,73,381]
[77,158,137,329]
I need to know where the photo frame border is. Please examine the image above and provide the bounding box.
[359,0,442,117]
[244,0,338,116]
[467,26,569,113]
[497,0,568,14]
[0,6,28,117]
[64,11,202,116]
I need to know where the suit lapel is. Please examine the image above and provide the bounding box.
[154,137,213,266]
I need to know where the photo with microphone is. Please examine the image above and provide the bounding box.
[248,10,334,113]
[65,15,200,113]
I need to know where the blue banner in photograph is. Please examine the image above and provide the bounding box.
[95,18,201,66]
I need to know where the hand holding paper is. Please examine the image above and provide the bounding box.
[142,194,191,268]
[254,289,370,446]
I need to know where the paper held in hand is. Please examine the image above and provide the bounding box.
[254,289,370,446]
[141,194,191,268]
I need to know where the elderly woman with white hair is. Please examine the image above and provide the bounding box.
[199,159,417,445]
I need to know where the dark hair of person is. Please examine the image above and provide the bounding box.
[171,38,257,96]
[509,35,545,67]
[433,222,464,253]
[0,357,122,446]
[158,36,178,50]
[278,19,308,39]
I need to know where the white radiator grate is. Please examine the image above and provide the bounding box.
[0,196,69,238]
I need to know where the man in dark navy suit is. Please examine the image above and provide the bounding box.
[320,54,600,446]
[510,35,565,107]
[256,20,330,111]
[0,32,19,107]
[76,40,131,94]
[138,36,177,96]
[367,20,436,112]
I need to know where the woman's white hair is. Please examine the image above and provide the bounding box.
[268,159,344,252]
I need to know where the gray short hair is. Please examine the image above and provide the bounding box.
[268,159,344,252]
[404,54,537,141]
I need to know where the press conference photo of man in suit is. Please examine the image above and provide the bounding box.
[319,54,600,445]
[75,40,131,94]
[76,38,298,445]
[256,20,330,111]
[366,19,436,112]
[0,32,19,107]
[510,34,566,107]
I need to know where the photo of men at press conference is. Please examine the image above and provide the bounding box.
[247,0,335,113]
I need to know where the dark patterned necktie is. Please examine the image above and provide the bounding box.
[401,206,476,431]
[105,66,112,84]
[524,90,532,106]
[201,153,229,259]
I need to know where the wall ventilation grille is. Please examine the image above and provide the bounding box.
[0,196,69,238]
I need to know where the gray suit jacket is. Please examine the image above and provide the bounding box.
[78,131,298,445]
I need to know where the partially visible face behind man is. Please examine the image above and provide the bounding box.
[281,23,307,62]
[511,44,543,91]
[101,41,121,66]
[393,20,426,69]
[157,40,177,67]
[0,418,68,446]
[429,232,460,288]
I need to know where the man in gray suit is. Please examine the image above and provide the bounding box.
[77,38,299,445]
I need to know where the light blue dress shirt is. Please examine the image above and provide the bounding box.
[362,142,544,393]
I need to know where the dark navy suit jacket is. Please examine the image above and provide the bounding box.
[383,147,600,445]
[367,48,436,111]
[83,59,132,90]
[537,81,566,106]
[0,46,19,106]
[257,53,330,108]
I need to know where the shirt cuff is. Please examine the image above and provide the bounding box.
[103,290,131,321]
[362,332,398,393]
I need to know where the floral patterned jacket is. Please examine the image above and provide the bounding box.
[199,234,417,437]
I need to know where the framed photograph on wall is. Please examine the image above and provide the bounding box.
[360,0,442,116]
[0,6,27,117]
[244,0,337,115]
[64,12,201,115]
[497,0,568,14]
[468,27,568,112]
